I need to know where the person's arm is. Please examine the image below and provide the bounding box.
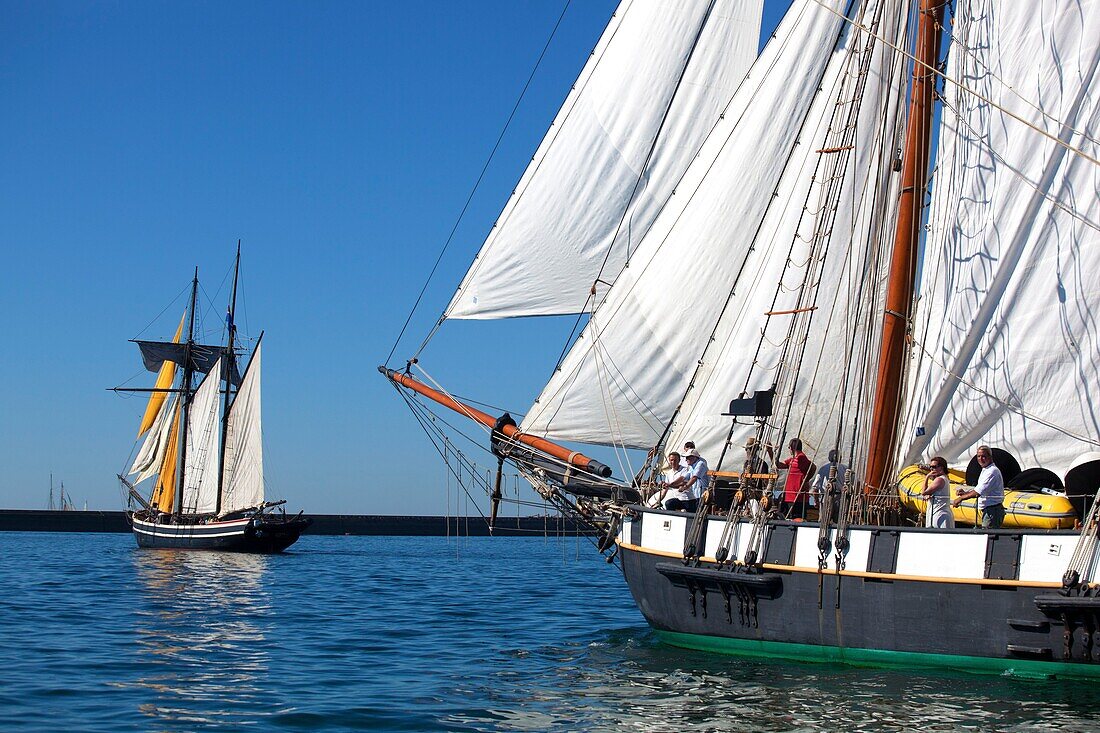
[921,475,943,499]
[955,469,989,507]
[952,486,979,507]
[920,472,934,498]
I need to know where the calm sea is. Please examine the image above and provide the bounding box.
[2,532,1099,732]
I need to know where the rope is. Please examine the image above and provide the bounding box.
[386,0,576,366]
[532,1,826,445]
[405,363,624,492]
[809,0,1100,170]
[910,338,1100,448]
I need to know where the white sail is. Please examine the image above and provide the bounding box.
[446,0,764,320]
[182,358,222,514]
[901,0,1100,477]
[519,0,858,449]
[667,0,911,467]
[129,394,178,483]
[221,343,265,514]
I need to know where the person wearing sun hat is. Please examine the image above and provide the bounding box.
[743,436,769,476]
[678,447,709,512]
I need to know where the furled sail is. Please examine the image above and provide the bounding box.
[149,401,180,512]
[666,0,910,466]
[446,0,764,319]
[519,0,857,449]
[181,358,222,514]
[221,342,264,514]
[137,312,185,436]
[901,0,1100,477]
[130,394,179,484]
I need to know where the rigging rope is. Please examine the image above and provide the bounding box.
[909,338,1100,449]
[551,0,726,370]
[534,1,828,454]
[809,0,1100,170]
[385,0,575,367]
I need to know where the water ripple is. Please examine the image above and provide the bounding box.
[2,533,1100,731]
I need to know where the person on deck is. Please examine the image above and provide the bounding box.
[952,445,1005,528]
[811,450,848,507]
[743,437,769,476]
[768,438,813,518]
[658,451,692,510]
[677,448,709,513]
[920,456,955,529]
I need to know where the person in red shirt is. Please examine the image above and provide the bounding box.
[768,438,813,518]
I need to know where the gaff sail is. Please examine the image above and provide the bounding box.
[181,357,222,515]
[221,342,265,515]
[901,0,1100,477]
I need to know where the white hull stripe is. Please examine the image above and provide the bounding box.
[132,517,251,539]
[132,526,249,539]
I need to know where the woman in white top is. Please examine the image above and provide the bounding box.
[921,456,955,529]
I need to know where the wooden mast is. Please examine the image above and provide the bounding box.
[175,268,200,517]
[865,0,946,492]
[215,242,241,516]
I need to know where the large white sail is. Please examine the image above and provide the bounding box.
[221,343,265,514]
[182,358,222,514]
[519,0,857,449]
[667,0,911,467]
[129,394,178,484]
[446,0,764,320]
[901,0,1100,477]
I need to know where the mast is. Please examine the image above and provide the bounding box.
[174,268,199,518]
[864,0,945,492]
[215,242,241,516]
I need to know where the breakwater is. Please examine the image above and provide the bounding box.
[0,509,584,536]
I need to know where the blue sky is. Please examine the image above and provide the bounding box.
[1,1,789,515]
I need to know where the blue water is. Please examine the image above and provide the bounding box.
[2,533,1100,732]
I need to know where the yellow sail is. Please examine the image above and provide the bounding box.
[137,312,186,436]
[149,401,181,512]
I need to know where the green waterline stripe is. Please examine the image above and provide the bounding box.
[655,630,1100,680]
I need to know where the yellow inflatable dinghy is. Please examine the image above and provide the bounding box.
[897,464,1076,530]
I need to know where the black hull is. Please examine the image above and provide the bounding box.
[618,508,1100,678]
[130,513,311,553]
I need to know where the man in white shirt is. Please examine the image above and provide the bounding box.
[655,452,691,510]
[952,445,1005,528]
[678,449,710,513]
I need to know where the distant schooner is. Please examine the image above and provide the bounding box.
[117,245,309,552]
